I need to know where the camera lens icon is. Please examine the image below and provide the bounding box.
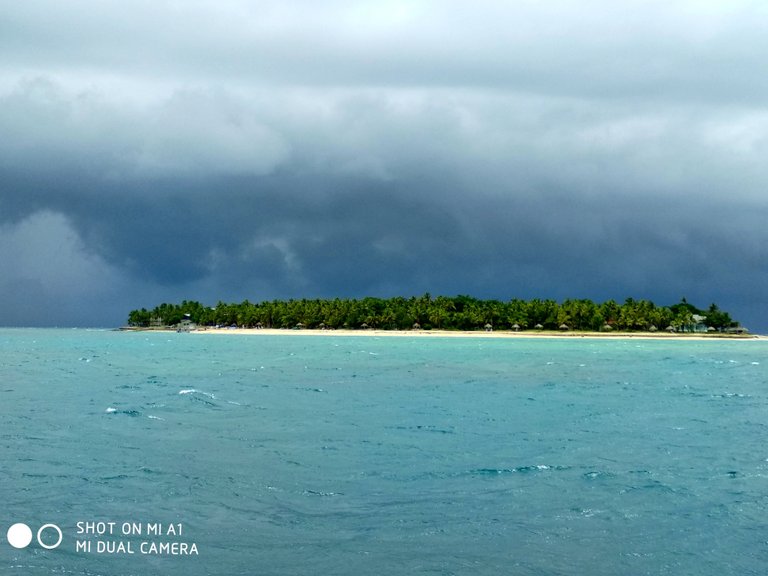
[7,523,62,550]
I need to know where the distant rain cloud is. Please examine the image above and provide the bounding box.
[1,0,767,329]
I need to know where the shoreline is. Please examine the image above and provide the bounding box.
[145,327,766,341]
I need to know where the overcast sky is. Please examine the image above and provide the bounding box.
[2,0,767,330]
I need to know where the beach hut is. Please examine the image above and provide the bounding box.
[726,326,749,334]
[665,325,676,333]
[648,325,658,332]
[484,323,493,332]
[535,323,544,330]
[178,316,195,332]
[601,324,613,332]
[412,322,421,330]
[512,323,520,332]
[559,323,570,331]
[360,323,369,330]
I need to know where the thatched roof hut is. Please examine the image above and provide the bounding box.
[535,323,544,330]
[725,326,749,334]
[484,323,493,332]
[512,323,520,332]
[559,323,570,331]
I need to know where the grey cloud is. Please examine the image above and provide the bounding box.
[1,1,767,330]
[0,79,290,179]
[0,211,129,326]
[2,168,767,328]
[3,1,768,102]
[5,76,766,204]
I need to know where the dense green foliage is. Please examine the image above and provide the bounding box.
[127,295,739,332]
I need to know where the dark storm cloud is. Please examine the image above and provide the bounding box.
[1,1,767,329]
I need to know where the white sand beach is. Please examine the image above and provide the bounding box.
[189,327,764,341]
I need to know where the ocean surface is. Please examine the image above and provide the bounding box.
[1,328,767,575]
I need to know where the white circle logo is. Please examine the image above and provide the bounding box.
[37,524,63,550]
[7,523,33,549]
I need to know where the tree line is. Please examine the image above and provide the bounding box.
[126,295,739,332]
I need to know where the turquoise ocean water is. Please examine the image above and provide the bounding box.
[1,328,767,575]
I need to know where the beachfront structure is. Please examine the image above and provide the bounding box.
[177,314,196,332]
[726,326,749,334]
[692,314,708,333]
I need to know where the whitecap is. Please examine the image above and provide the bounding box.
[178,389,216,399]
[303,489,341,497]
[105,408,141,417]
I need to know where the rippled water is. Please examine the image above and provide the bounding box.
[1,329,767,575]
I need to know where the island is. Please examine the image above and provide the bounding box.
[125,295,750,336]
